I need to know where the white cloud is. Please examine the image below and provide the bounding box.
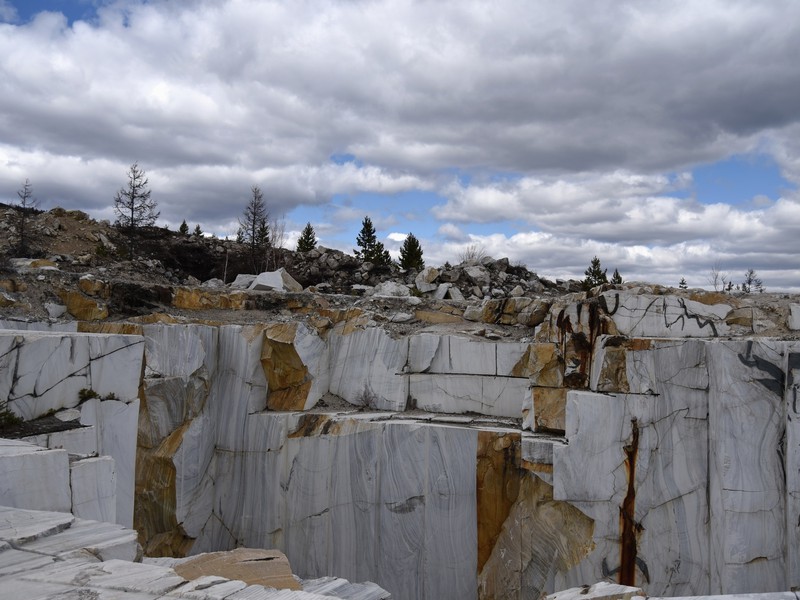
[1,0,800,289]
[0,1,17,22]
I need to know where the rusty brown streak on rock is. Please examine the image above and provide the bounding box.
[619,418,640,586]
[476,430,522,573]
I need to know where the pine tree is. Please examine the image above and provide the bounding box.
[179,220,189,235]
[582,256,608,290]
[113,162,159,257]
[193,224,203,237]
[610,268,623,284]
[238,186,270,272]
[742,269,764,294]
[14,178,38,257]
[296,222,317,252]
[354,216,391,266]
[679,277,688,289]
[399,233,424,270]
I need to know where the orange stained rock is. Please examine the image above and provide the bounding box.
[57,289,108,320]
[134,419,195,557]
[476,430,522,573]
[171,287,247,310]
[414,309,465,324]
[261,323,313,411]
[532,387,566,433]
[78,277,109,298]
[174,548,301,590]
[477,474,595,600]
[77,322,144,335]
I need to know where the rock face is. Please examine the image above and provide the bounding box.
[3,286,800,599]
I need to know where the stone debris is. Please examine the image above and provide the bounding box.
[0,505,391,599]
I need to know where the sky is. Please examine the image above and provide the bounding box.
[1,1,800,291]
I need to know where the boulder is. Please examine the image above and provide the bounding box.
[372,280,411,297]
[790,304,800,330]
[465,265,490,287]
[415,267,440,293]
[248,268,303,292]
[201,278,225,289]
[229,273,256,289]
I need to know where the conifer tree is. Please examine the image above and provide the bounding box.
[354,216,391,266]
[15,178,38,256]
[610,268,623,285]
[296,222,317,252]
[193,224,203,237]
[113,162,159,257]
[238,186,270,271]
[399,233,424,270]
[679,277,688,289]
[582,256,608,290]
[179,220,189,235]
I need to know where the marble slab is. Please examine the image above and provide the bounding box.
[409,373,528,418]
[601,292,731,338]
[0,440,71,513]
[80,397,140,528]
[1,330,144,420]
[70,456,117,523]
[553,390,710,595]
[706,340,789,593]
[328,327,409,411]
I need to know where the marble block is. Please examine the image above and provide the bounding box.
[0,505,74,545]
[22,423,98,456]
[201,415,479,600]
[0,440,71,513]
[143,323,217,380]
[1,330,144,420]
[248,268,303,292]
[408,334,530,377]
[788,304,800,330]
[590,336,709,395]
[409,373,528,418]
[706,340,789,593]
[141,375,208,447]
[601,291,731,338]
[80,397,140,528]
[785,344,800,590]
[328,327,409,411]
[262,322,329,411]
[530,387,566,432]
[210,325,270,451]
[545,582,643,600]
[70,456,116,523]
[554,390,709,595]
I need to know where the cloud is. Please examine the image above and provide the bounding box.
[0,1,17,22]
[1,1,800,289]
[437,223,469,242]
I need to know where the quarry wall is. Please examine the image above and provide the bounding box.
[2,289,800,599]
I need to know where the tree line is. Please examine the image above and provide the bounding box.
[2,164,769,293]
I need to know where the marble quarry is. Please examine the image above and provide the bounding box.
[2,287,800,599]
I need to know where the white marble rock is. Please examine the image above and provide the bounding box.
[0,440,72,514]
[328,327,409,411]
[70,455,116,523]
[601,291,731,338]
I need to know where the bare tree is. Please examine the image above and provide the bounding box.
[266,214,287,270]
[113,162,159,256]
[458,243,487,265]
[708,262,728,292]
[15,178,38,256]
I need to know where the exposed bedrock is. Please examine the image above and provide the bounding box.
[2,289,799,599]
